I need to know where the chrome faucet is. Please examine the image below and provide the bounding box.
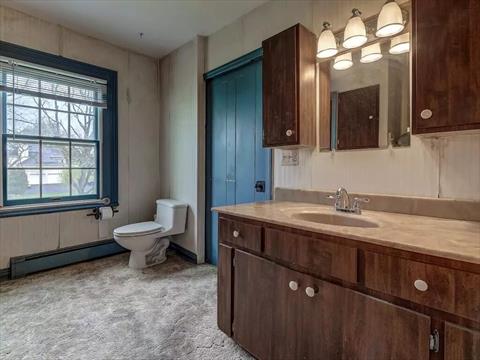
[327,187,369,214]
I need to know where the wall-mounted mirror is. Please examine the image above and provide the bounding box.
[317,1,411,151]
[330,46,410,150]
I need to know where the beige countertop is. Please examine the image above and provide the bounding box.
[213,201,480,265]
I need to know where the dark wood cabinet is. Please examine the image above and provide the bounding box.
[444,322,480,360]
[233,250,276,359]
[233,247,431,360]
[262,24,316,148]
[301,271,431,360]
[364,252,480,322]
[233,250,300,360]
[413,0,480,134]
[217,244,233,336]
[217,214,480,359]
[337,85,380,150]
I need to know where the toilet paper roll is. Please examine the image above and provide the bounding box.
[99,206,113,220]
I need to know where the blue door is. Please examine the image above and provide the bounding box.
[206,56,271,265]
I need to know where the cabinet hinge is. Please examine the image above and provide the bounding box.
[232,255,236,267]
[429,329,440,353]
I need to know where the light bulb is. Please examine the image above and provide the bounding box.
[343,9,367,49]
[317,22,338,58]
[360,43,383,63]
[389,32,410,54]
[333,52,353,70]
[376,0,404,37]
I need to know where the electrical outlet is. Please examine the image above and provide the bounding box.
[281,150,299,166]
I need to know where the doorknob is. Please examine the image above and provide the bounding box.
[255,181,265,193]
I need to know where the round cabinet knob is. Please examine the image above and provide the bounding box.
[414,279,429,292]
[286,129,293,137]
[420,109,433,119]
[305,286,317,298]
[232,230,240,238]
[289,281,299,291]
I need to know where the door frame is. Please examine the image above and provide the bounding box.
[204,48,272,264]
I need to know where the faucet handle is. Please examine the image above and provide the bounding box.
[352,197,370,214]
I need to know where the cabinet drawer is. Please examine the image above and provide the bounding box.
[264,227,357,283]
[219,217,262,252]
[364,252,480,321]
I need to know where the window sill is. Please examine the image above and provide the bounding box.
[0,199,117,218]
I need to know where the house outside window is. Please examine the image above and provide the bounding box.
[0,42,118,216]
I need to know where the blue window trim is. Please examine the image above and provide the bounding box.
[0,41,118,218]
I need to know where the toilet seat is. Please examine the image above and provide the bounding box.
[113,221,164,237]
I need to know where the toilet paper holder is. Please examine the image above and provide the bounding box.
[87,206,119,220]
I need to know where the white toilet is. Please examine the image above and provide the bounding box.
[113,199,188,269]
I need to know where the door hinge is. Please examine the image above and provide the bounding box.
[429,329,440,353]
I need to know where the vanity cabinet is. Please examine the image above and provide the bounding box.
[444,322,480,360]
[217,214,480,360]
[262,24,316,148]
[412,0,480,134]
[232,247,431,360]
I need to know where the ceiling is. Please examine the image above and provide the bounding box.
[1,0,268,58]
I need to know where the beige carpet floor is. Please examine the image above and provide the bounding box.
[0,252,252,360]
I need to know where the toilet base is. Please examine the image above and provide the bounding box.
[128,237,170,269]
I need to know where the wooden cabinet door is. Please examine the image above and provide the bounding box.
[262,25,298,147]
[300,273,432,360]
[217,244,233,336]
[233,250,300,360]
[445,322,480,360]
[413,0,480,133]
[337,85,380,150]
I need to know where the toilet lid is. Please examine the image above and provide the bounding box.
[114,222,164,237]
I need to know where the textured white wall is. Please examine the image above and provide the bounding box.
[206,0,480,201]
[0,5,161,268]
[159,37,206,263]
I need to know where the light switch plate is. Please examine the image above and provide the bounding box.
[281,150,299,166]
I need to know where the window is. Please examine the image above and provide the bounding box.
[0,41,117,215]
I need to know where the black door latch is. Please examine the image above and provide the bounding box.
[255,181,265,193]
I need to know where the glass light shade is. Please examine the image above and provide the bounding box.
[360,43,383,63]
[333,53,353,70]
[343,11,367,49]
[317,26,338,58]
[389,32,410,54]
[376,0,404,37]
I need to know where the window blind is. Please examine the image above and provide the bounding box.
[0,57,107,108]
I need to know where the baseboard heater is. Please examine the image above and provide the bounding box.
[5,239,198,280]
[9,239,126,280]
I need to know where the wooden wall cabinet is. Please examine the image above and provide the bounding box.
[262,24,316,148]
[413,0,480,134]
[217,215,480,360]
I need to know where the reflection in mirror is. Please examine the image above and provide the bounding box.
[328,42,410,150]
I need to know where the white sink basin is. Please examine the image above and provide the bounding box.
[290,212,379,228]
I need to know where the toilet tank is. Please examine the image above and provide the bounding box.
[155,199,188,235]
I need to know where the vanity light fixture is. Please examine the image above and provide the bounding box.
[317,22,338,58]
[389,32,410,54]
[343,9,368,49]
[376,0,404,37]
[360,43,383,63]
[333,52,353,70]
